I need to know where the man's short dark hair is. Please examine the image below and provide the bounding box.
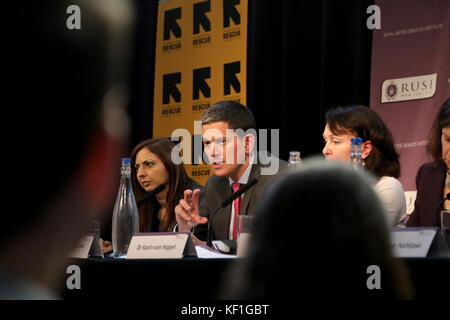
[201,100,256,131]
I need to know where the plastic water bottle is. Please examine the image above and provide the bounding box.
[112,158,139,258]
[350,138,363,169]
[288,151,302,167]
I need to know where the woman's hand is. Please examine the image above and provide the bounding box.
[99,238,113,253]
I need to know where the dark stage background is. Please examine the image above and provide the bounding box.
[128,0,373,161]
[100,0,373,239]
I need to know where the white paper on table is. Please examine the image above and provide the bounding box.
[195,245,237,259]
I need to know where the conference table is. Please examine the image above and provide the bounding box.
[63,257,233,300]
[63,256,450,300]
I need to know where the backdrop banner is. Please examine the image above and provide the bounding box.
[370,0,450,212]
[153,0,248,186]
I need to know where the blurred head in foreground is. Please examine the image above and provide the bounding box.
[0,0,134,299]
[223,158,414,300]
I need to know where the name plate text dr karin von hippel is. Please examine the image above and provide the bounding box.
[126,232,190,259]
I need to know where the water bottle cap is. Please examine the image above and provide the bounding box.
[351,137,362,145]
[121,158,131,166]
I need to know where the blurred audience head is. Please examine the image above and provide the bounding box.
[0,0,134,298]
[224,157,413,300]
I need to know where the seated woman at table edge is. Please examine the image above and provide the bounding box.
[131,138,205,232]
[322,104,406,227]
[101,138,205,252]
[407,98,450,227]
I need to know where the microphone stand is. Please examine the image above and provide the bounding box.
[206,205,222,247]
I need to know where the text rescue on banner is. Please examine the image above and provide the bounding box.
[153,0,248,186]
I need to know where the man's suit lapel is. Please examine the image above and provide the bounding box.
[210,162,263,239]
[240,163,261,215]
[212,177,233,240]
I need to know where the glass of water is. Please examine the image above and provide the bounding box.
[236,215,254,257]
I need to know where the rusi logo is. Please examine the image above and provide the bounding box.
[163,7,182,53]
[66,5,81,30]
[366,5,381,30]
[381,73,437,103]
[385,82,397,100]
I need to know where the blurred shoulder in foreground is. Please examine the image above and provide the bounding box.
[0,0,134,299]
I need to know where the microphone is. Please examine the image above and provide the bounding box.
[207,178,258,247]
[435,193,450,226]
[137,183,166,207]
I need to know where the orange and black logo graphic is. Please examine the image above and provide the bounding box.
[224,61,240,95]
[163,7,182,52]
[193,0,212,47]
[223,0,240,28]
[163,72,181,104]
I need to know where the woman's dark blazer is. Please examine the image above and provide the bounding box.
[407,162,446,227]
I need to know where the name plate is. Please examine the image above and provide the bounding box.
[390,228,437,257]
[127,232,195,259]
[69,236,94,259]
[68,234,104,259]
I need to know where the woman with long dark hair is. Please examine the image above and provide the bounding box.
[131,138,204,232]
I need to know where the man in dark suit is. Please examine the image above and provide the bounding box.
[175,101,286,242]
